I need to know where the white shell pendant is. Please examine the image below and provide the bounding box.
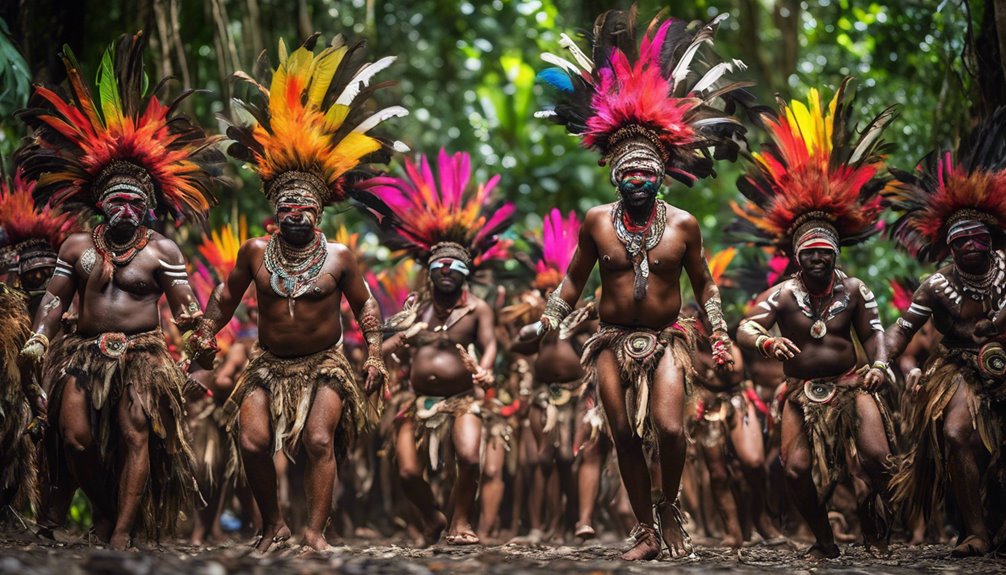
[810,319,827,339]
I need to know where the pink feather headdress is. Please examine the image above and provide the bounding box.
[533,208,580,290]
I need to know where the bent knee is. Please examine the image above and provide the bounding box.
[782,451,811,481]
[943,421,976,449]
[399,464,423,483]
[63,428,93,453]
[239,428,272,456]
[303,430,335,460]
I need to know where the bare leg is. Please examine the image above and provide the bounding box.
[446,412,482,543]
[852,393,892,553]
[300,386,343,551]
[477,435,506,541]
[38,389,78,534]
[238,388,290,553]
[699,437,742,548]
[595,350,659,560]
[780,400,838,559]
[59,377,114,541]
[942,384,990,557]
[395,418,446,545]
[649,350,693,557]
[730,399,783,541]
[575,435,603,538]
[106,386,150,550]
[525,404,547,537]
[555,409,577,539]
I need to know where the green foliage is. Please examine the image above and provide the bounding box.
[0,18,32,162]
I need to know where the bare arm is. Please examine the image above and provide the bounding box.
[21,239,82,363]
[680,214,732,368]
[474,300,498,385]
[851,280,889,390]
[154,238,203,332]
[338,245,387,395]
[541,208,599,330]
[187,239,257,367]
[883,279,937,389]
[736,285,800,362]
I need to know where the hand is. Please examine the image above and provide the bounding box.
[364,364,385,396]
[764,337,801,361]
[974,319,998,345]
[518,322,541,341]
[174,308,204,333]
[863,368,886,391]
[402,321,427,342]
[710,332,735,372]
[473,367,495,387]
[183,369,214,402]
[906,367,922,393]
[20,340,46,364]
[539,317,555,333]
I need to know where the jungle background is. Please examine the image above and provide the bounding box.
[2,0,1005,323]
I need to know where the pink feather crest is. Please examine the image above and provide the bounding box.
[534,208,580,289]
[583,20,697,153]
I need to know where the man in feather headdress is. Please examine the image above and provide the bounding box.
[532,9,747,559]
[0,170,78,529]
[731,80,897,559]
[15,32,221,549]
[186,34,403,553]
[510,209,597,542]
[884,108,1006,557]
[357,148,512,546]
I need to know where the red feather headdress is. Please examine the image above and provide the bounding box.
[0,170,78,256]
[884,107,1006,262]
[532,209,580,290]
[17,32,221,223]
[536,9,751,186]
[357,148,514,268]
[226,34,408,207]
[729,79,895,253]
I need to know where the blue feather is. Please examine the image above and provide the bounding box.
[536,68,574,92]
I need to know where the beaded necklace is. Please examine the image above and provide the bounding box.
[612,200,666,301]
[264,230,328,308]
[92,223,151,266]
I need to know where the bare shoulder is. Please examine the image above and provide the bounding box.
[841,276,877,304]
[584,203,614,227]
[241,236,269,256]
[664,203,700,235]
[327,240,355,262]
[58,232,93,259]
[148,231,184,259]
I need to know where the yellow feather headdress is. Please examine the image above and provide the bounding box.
[226,34,409,207]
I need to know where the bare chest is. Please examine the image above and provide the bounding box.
[82,246,162,296]
[252,248,341,303]
[595,224,684,277]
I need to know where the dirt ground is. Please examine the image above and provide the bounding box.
[1,531,1005,575]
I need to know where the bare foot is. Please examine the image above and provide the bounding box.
[254,523,292,554]
[656,500,693,558]
[109,531,132,551]
[620,524,661,561]
[951,534,989,558]
[756,516,785,542]
[423,511,448,546]
[720,535,742,549]
[803,542,840,561]
[92,515,114,543]
[575,522,597,541]
[301,528,336,552]
[445,521,480,546]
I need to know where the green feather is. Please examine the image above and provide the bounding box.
[97,44,122,128]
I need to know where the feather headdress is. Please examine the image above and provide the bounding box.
[532,209,580,290]
[536,8,751,186]
[729,78,895,254]
[357,148,514,268]
[367,260,418,317]
[197,216,248,281]
[17,32,222,222]
[226,34,408,207]
[0,170,78,264]
[884,107,1006,262]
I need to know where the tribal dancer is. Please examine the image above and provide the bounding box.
[187,34,404,553]
[0,170,77,520]
[533,9,748,560]
[731,80,896,559]
[359,148,513,546]
[884,108,1006,557]
[511,209,595,542]
[16,32,221,549]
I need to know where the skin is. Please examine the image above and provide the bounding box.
[199,199,384,553]
[26,190,204,550]
[692,328,782,547]
[737,248,891,559]
[511,305,595,541]
[383,263,497,545]
[540,170,731,560]
[884,235,1001,556]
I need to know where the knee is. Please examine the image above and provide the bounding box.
[62,426,93,453]
[303,428,334,461]
[737,450,765,471]
[782,449,811,481]
[398,463,423,483]
[943,420,975,450]
[239,427,271,457]
[653,417,684,443]
[707,462,730,485]
[610,428,637,454]
[456,448,480,469]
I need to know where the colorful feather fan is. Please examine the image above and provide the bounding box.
[197,215,248,281]
[707,246,736,286]
[0,170,78,254]
[367,260,418,317]
[17,32,222,222]
[533,208,580,290]
[226,34,408,205]
[356,148,514,267]
[729,78,895,251]
[535,9,753,186]
[884,107,1006,262]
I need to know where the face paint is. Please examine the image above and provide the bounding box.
[429,257,470,276]
[98,189,148,227]
[275,190,321,226]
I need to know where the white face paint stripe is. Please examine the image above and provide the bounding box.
[164,271,188,278]
[158,259,187,271]
[908,303,932,316]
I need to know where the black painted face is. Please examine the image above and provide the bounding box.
[797,248,836,282]
[617,170,660,210]
[430,260,466,294]
[274,192,320,246]
[950,232,992,272]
